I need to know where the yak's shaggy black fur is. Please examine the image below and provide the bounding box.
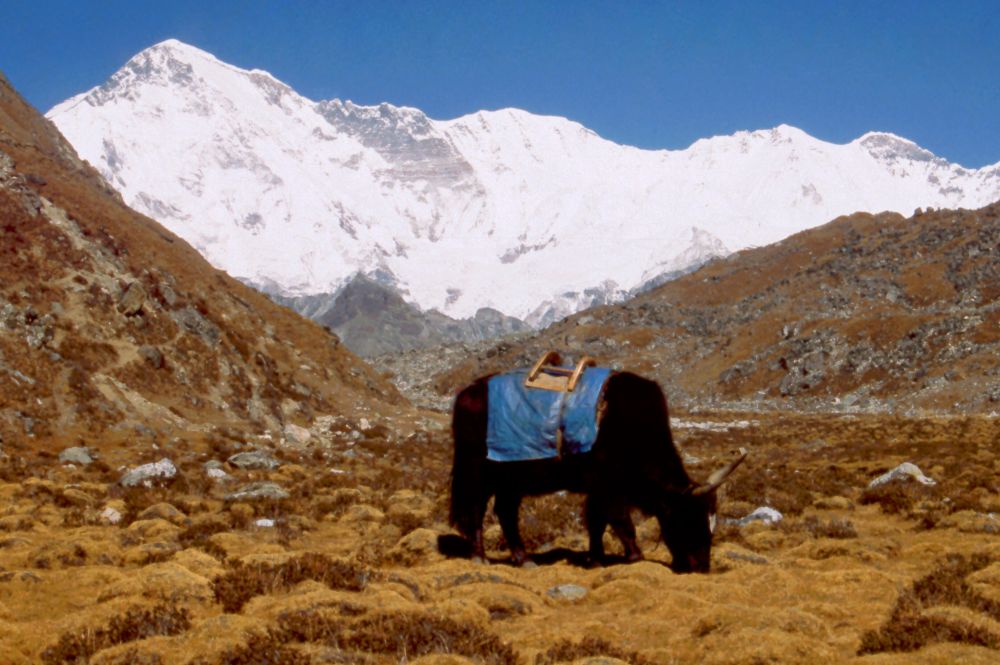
[449,371,729,573]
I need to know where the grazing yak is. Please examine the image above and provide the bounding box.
[449,360,746,573]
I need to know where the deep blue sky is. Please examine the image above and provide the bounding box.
[3,1,998,167]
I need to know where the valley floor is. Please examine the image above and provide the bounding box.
[0,412,997,664]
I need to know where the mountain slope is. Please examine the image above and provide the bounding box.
[48,39,1000,322]
[426,204,1000,413]
[264,274,529,357]
[0,71,403,448]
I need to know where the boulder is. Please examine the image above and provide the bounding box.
[137,502,189,526]
[868,462,936,488]
[205,460,230,480]
[224,481,289,502]
[283,423,311,445]
[547,584,588,601]
[100,506,123,525]
[227,450,281,470]
[59,446,96,466]
[736,506,784,526]
[119,458,176,487]
[117,282,147,316]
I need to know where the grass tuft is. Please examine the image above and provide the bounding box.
[858,553,1000,654]
[208,633,312,665]
[327,611,518,665]
[858,480,937,516]
[213,553,369,612]
[40,603,190,664]
[535,636,654,665]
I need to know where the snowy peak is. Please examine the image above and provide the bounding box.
[855,132,945,167]
[317,99,474,185]
[46,40,1000,323]
[55,40,213,111]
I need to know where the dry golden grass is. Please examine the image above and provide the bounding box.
[859,553,1000,654]
[0,412,997,664]
[40,602,191,664]
[213,554,370,612]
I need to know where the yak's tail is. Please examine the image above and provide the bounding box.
[449,378,489,539]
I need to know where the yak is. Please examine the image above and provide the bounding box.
[449,369,746,573]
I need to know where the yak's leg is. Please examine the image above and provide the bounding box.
[608,507,643,562]
[470,494,490,562]
[470,527,485,563]
[494,492,527,566]
[584,495,610,566]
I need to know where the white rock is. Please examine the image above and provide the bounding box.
[284,423,311,445]
[120,458,177,487]
[101,507,122,525]
[868,462,936,488]
[737,506,784,526]
[547,584,588,600]
[254,518,275,528]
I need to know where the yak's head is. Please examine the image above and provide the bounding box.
[659,448,747,574]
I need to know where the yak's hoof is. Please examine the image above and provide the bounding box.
[510,552,527,567]
[625,551,644,563]
[471,555,488,565]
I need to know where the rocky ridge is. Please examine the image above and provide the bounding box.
[383,205,1000,414]
[264,274,529,357]
[0,71,408,451]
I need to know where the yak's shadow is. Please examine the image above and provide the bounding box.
[436,534,671,569]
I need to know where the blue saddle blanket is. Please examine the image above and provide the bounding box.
[486,366,612,462]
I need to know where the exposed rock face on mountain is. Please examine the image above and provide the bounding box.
[48,40,1000,324]
[0,72,403,447]
[265,275,529,357]
[408,204,1000,414]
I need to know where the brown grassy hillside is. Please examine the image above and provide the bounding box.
[0,72,408,453]
[431,205,1000,414]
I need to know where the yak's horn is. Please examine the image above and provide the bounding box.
[691,447,748,496]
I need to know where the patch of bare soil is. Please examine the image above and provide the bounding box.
[0,412,997,664]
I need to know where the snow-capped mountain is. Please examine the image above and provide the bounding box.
[48,39,1000,322]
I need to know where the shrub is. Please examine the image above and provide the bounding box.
[178,517,230,550]
[216,609,516,665]
[859,480,937,515]
[329,611,517,665]
[858,553,1000,654]
[208,633,311,665]
[536,636,654,665]
[41,603,190,664]
[783,516,858,539]
[213,553,369,612]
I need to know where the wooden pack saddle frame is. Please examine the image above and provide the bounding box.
[523,351,597,392]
